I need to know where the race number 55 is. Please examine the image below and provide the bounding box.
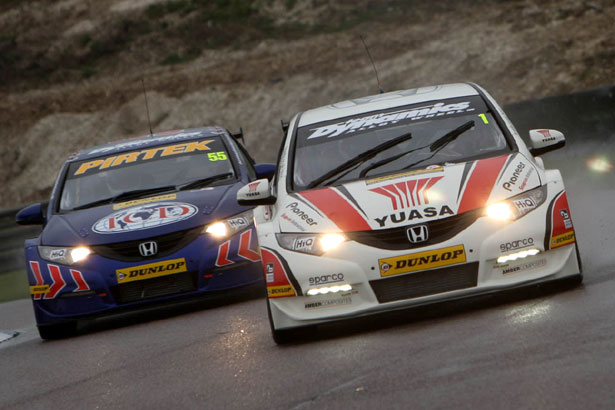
[208,152,227,161]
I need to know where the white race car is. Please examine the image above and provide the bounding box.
[238,83,582,343]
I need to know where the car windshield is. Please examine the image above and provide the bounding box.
[292,96,510,190]
[59,137,235,211]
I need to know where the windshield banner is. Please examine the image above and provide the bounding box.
[298,96,487,147]
[68,138,225,178]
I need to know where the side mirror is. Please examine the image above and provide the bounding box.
[16,203,45,225]
[528,129,566,156]
[254,163,276,181]
[237,179,276,206]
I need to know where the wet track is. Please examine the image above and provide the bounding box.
[1,87,614,409]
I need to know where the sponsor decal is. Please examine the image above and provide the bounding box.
[371,176,451,227]
[87,130,206,155]
[537,130,554,142]
[547,191,575,250]
[502,258,547,275]
[214,230,260,266]
[370,177,443,210]
[365,167,443,186]
[503,162,526,191]
[92,202,197,234]
[308,273,345,286]
[215,240,233,266]
[560,209,573,229]
[305,295,352,310]
[29,285,50,295]
[306,101,474,140]
[500,237,535,253]
[375,206,454,228]
[227,217,248,230]
[75,139,214,176]
[113,193,177,210]
[281,213,306,232]
[115,258,187,284]
[378,245,466,277]
[267,285,295,298]
[519,167,534,190]
[550,232,575,248]
[285,202,318,226]
[265,263,275,283]
[49,249,67,261]
[261,248,298,298]
[245,181,262,198]
[512,197,537,212]
[293,236,316,252]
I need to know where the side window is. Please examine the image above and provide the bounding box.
[235,141,257,180]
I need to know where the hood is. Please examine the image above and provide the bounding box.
[41,184,245,246]
[279,153,541,232]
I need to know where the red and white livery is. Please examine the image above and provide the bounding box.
[238,83,582,343]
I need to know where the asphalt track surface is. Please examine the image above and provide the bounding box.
[1,88,614,409]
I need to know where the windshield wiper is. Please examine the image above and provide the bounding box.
[71,185,177,210]
[360,120,475,178]
[400,120,475,171]
[177,172,233,191]
[306,132,413,189]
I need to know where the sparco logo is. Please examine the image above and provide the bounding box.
[308,273,344,285]
[500,237,534,252]
[370,177,443,210]
[503,162,526,192]
[306,102,473,139]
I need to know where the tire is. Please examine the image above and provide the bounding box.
[37,322,77,340]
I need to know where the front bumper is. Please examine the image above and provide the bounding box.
[25,227,262,325]
[262,190,581,330]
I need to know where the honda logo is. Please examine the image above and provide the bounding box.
[407,225,429,243]
[139,241,158,257]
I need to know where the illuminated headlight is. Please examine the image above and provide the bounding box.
[487,185,547,221]
[275,233,347,255]
[204,209,253,238]
[497,248,540,264]
[307,284,352,296]
[39,246,92,265]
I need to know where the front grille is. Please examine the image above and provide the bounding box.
[346,208,483,250]
[369,262,479,303]
[91,226,202,262]
[110,271,198,304]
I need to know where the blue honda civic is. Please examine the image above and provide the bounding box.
[16,127,275,339]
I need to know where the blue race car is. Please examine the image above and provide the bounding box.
[16,127,275,339]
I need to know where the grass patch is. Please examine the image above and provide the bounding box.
[0,270,29,303]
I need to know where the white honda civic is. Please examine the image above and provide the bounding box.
[238,83,582,343]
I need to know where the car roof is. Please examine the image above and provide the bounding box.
[68,126,230,162]
[298,83,480,127]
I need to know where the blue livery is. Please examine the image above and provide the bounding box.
[16,127,275,339]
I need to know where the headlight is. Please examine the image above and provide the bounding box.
[275,233,347,255]
[203,209,253,239]
[486,185,547,221]
[39,246,92,265]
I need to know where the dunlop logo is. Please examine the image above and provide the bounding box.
[116,258,187,284]
[378,245,466,277]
